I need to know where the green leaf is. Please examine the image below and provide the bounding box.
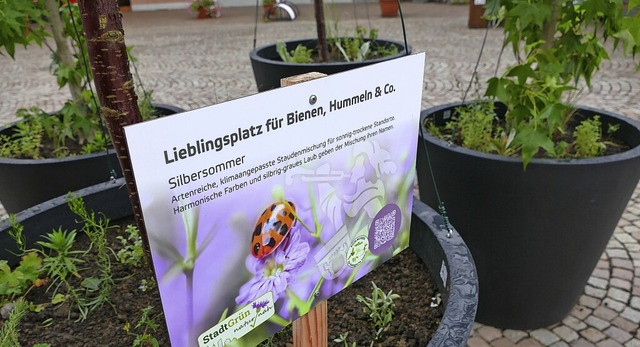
[512,126,555,169]
[485,77,509,103]
[81,277,102,291]
[506,64,536,85]
[51,293,66,304]
[17,252,43,282]
[538,102,567,132]
[509,2,549,31]
[614,29,638,56]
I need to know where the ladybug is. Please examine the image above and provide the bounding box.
[251,201,297,258]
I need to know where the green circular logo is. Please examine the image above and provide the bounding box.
[347,235,369,267]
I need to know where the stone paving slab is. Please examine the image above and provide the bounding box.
[0,3,639,346]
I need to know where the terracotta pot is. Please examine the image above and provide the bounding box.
[468,0,489,28]
[379,0,399,18]
[196,7,210,19]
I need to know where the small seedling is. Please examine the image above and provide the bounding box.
[333,332,357,347]
[356,281,400,341]
[139,278,156,293]
[0,252,43,299]
[7,215,27,255]
[0,298,27,347]
[67,194,115,315]
[37,228,83,288]
[36,227,90,320]
[573,115,606,158]
[257,323,292,347]
[276,41,314,63]
[123,305,161,347]
[116,225,146,268]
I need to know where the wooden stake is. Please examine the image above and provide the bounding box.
[281,72,328,347]
[293,301,327,347]
[281,72,327,87]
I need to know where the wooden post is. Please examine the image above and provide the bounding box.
[293,301,327,347]
[280,72,328,347]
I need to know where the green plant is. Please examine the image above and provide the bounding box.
[0,1,158,159]
[36,227,91,320]
[276,24,398,64]
[116,224,146,268]
[7,215,27,255]
[0,253,43,301]
[333,332,357,347]
[123,305,161,347]
[276,41,314,63]
[356,281,400,341]
[0,0,47,58]
[138,277,156,293]
[37,228,82,288]
[428,0,640,168]
[573,115,606,157]
[0,298,27,347]
[482,0,639,167]
[189,0,220,16]
[0,113,43,159]
[257,323,292,347]
[67,194,115,314]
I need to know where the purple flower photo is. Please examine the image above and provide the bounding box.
[236,230,310,306]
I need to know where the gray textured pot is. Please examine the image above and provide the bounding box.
[0,178,132,266]
[0,103,184,213]
[410,198,479,346]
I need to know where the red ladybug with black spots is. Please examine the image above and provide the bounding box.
[251,201,297,258]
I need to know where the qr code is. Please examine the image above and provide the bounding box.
[373,210,396,250]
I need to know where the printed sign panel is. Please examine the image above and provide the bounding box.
[125,53,426,347]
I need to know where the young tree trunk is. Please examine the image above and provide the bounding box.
[44,0,83,103]
[76,0,152,263]
[541,0,559,50]
[314,0,328,62]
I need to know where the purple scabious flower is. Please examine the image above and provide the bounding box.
[235,231,310,306]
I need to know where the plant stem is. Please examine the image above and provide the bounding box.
[44,0,83,103]
[314,0,328,62]
[186,268,196,347]
[541,0,559,50]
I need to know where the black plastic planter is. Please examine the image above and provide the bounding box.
[249,39,409,92]
[0,185,478,346]
[410,198,479,346]
[416,102,640,329]
[0,103,184,214]
[0,178,132,266]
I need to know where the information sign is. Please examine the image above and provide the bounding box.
[125,53,426,347]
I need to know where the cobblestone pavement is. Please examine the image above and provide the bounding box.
[0,3,639,346]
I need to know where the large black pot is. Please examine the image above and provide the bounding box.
[249,38,409,92]
[0,178,132,266]
[0,184,478,346]
[416,102,640,329]
[0,103,184,214]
